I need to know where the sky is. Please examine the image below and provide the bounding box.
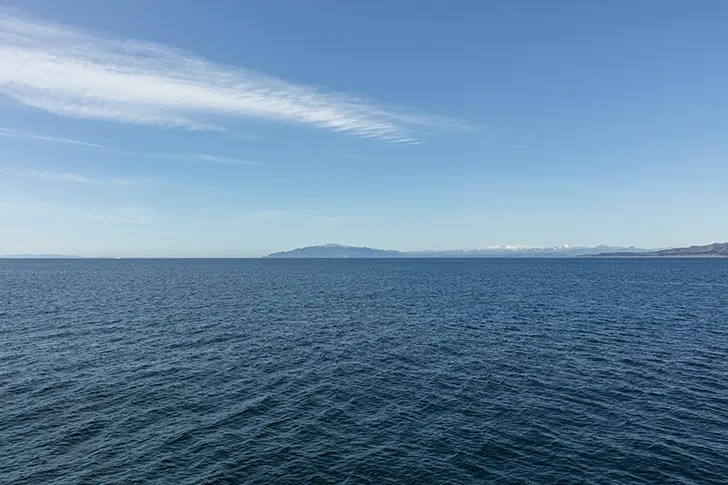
[1,0,727,257]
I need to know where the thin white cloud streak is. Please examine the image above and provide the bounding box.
[9,169,95,183]
[136,152,260,166]
[88,214,149,224]
[3,167,150,186]
[0,12,467,142]
[313,214,373,223]
[0,126,103,148]
[34,170,94,183]
[246,209,301,219]
[194,153,256,165]
[111,178,144,187]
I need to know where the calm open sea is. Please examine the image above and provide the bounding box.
[1,259,727,484]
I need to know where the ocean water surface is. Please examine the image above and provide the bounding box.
[1,258,727,484]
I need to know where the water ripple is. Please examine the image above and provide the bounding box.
[1,258,727,484]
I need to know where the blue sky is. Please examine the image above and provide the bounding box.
[1,0,727,257]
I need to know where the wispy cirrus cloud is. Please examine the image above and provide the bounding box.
[0,126,103,148]
[313,214,373,223]
[194,154,257,165]
[0,12,468,143]
[88,214,149,224]
[3,167,151,186]
[136,152,260,166]
[110,178,144,187]
[24,170,94,183]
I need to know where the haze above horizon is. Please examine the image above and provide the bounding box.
[2,1,727,258]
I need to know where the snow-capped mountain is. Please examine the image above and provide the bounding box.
[407,245,648,257]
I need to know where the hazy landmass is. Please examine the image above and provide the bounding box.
[266,244,402,258]
[4,243,724,259]
[591,242,728,258]
[0,254,82,259]
[266,244,651,258]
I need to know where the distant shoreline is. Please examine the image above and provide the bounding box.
[3,242,727,259]
[2,256,728,260]
[583,255,728,259]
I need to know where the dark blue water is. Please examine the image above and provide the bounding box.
[2,259,728,484]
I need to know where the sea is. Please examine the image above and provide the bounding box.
[1,258,727,484]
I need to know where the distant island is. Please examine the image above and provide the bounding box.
[590,242,728,258]
[266,244,652,259]
[266,244,402,258]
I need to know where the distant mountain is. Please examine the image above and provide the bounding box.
[266,244,650,258]
[266,244,403,258]
[0,254,81,259]
[592,242,728,258]
[408,245,649,258]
